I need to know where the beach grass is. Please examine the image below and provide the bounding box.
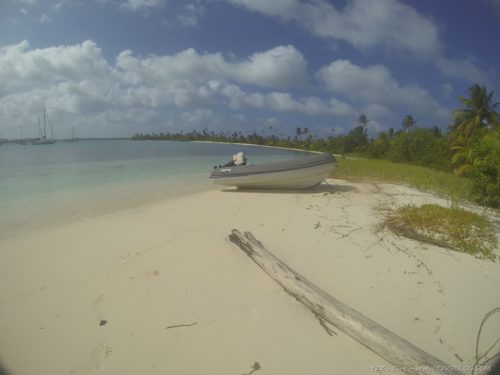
[331,157,474,203]
[384,204,497,259]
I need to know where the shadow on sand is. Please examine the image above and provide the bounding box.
[220,183,357,195]
[0,361,10,375]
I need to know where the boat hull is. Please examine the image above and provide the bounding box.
[209,152,336,189]
[31,139,56,145]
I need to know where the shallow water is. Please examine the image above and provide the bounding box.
[0,140,306,239]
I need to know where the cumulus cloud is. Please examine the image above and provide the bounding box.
[121,0,167,11]
[13,0,38,4]
[225,0,441,58]
[225,0,490,83]
[176,3,206,27]
[181,109,215,126]
[0,40,115,95]
[116,44,308,89]
[435,57,488,84]
[317,59,449,119]
[219,84,354,116]
[0,40,334,137]
[234,46,308,88]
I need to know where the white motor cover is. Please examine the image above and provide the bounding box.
[232,152,247,166]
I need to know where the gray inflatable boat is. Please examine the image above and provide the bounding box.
[209,152,336,189]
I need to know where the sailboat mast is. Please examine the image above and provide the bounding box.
[43,105,47,138]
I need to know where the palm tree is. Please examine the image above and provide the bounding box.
[357,114,369,131]
[295,127,302,139]
[451,84,499,138]
[450,84,500,175]
[402,115,416,132]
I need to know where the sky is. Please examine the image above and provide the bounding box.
[1,0,499,139]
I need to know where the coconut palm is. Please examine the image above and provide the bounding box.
[450,84,500,175]
[295,127,302,141]
[451,84,499,138]
[357,114,369,133]
[402,115,416,132]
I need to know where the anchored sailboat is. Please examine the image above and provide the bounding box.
[66,125,77,142]
[32,106,56,145]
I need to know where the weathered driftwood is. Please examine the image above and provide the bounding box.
[229,230,464,375]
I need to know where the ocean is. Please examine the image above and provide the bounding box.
[0,140,306,239]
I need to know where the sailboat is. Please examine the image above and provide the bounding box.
[66,126,77,142]
[16,125,29,145]
[32,106,56,145]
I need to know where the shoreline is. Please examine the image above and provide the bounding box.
[0,173,214,242]
[190,140,326,154]
[1,140,329,242]
[1,178,499,374]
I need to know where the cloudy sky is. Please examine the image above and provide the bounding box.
[1,0,499,139]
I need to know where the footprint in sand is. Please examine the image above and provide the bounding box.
[89,342,113,370]
[68,341,112,374]
[92,294,107,323]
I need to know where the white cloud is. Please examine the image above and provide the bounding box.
[0,40,329,137]
[225,0,491,83]
[329,97,356,117]
[116,45,308,89]
[435,57,488,84]
[181,109,214,126]
[121,0,167,11]
[317,59,449,119]
[0,40,123,136]
[219,84,354,116]
[225,0,441,58]
[0,40,114,95]
[176,3,205,27]
[233,45,308,88]
[13,0,38,4]
[363,104,391,119]
[40,13,51,23]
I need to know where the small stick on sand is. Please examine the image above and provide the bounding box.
[166,322,198,329]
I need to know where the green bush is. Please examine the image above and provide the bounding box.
[467,131,500,207]
[367,132,390,158]
[387,128,451,170]
[343,125,369,153]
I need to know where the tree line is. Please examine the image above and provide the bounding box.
[133,84,499,207]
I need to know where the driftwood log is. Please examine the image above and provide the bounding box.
[229,230,464,375]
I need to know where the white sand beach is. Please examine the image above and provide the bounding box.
[0,178,499,375]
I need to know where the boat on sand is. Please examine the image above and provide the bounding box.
[209,152,336,189]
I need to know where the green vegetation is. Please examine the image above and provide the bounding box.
[384,204,497,259]
[331,158,473,202]
[133,83,500,208]
[450,84,499,174]
[467,131,500,207]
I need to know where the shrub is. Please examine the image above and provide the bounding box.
[467,131,500,207]
[387,128,451,170]
[385,204,496,259]
[367,132,390,158]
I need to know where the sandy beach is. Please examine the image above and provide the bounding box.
[0,178,499,375]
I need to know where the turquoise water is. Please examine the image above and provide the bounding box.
[0,140,306,239]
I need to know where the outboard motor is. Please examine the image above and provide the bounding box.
[215,152,247,168]
[232,152,247,166]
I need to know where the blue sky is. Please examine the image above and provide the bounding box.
[1,0,499,139]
